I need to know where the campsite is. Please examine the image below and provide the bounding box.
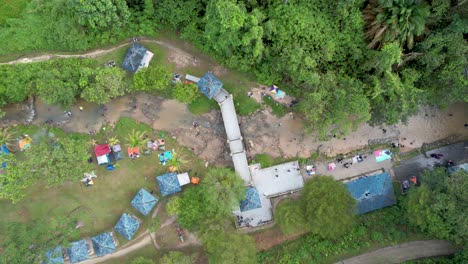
[0,1,467,263]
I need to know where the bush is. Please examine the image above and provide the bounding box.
[188,96,218,115]
[172,83,200,104]
[275,199,308,234]
[252,154,273,168]
[166,196,181,216]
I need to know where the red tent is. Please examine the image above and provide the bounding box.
[94,144,111,156]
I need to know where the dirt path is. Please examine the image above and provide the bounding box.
[335,240,457,264]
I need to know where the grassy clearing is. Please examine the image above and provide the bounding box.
[0,0,30,23]
[188,95,218,115]
[0,117,209,246]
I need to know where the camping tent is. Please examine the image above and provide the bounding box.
[112,144,124,160]
[177,172,190,186]
[114,213,140,240]
[91,232,117,257]
[95,144,111,165]
[122,43,154,73]
[156,172,181,196]
[197,72,223,99]
[131,188,159,216]
[345,172,396,215]
[66,239,91,263]
[240,187,262,212]
[45,247,64,264]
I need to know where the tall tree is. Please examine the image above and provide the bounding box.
[363,0,430,50]
[160,251,192,264]
[70,0,130,33]
[201,231,256,264]
[405,168,467,244]
[178,167,245,230]
[275,199,308,234]
[81,67,127,104]
[301,176,356,239]
[132,66,171,92]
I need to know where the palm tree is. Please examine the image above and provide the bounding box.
[87,138,97,148]
[107,136,120,146]
[167,149,189,172]
[364,0,430,50]
[0,127,16,150]
[126,129,147,148]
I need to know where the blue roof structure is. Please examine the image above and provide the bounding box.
[122,43,148,73]
[345,172,396,215]
[114,213,140,240]
[45,247,64,264]
[240,187,262,212]
[131,188,159,216]
[156,172,181,196]
[197,72,223,99]
[91,232,116,257]
[67,239,90,263]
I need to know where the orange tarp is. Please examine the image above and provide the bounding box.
[127,147,140,156]
[191,177,200,185]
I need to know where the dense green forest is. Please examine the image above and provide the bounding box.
[0,0,466,136]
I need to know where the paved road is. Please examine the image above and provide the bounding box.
[394,142,468,182]
[335,240,457,264]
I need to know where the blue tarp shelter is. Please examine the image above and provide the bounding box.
[122,43,152,73]
[345,172,396,215]
[91,232,116,257]
[447,163,468,174]
[45,247,64,264]
[156,172,181,196]
[240,187,262,212]
[197,72,223,99]
[67,239,90,263]
[131,188,159,216]
[114,213,140,240]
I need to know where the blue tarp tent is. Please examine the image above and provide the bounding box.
[45,247,64,264]
[67,239,90,263]
[114,213,140,240]
[240,187,262,212]
[156,172,181,196]
[197,72,223,99]
[374,149,392,162]
[345,172,396,215]
[122,43,150,73]
[91,232,116,257]
[131,188,159,216]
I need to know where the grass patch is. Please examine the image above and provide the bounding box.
[0,0,30,23]
[113,117,153,142]
[234,96,261,116]
[262,95,288,117]
[188,96,218,115]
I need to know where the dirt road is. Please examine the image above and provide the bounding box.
[335,240,457,264]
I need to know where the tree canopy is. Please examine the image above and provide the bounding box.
[405,168,467,244]
[178,167,245,230]
[301,176,357,239]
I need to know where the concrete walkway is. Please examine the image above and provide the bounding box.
[335,240,457,264]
